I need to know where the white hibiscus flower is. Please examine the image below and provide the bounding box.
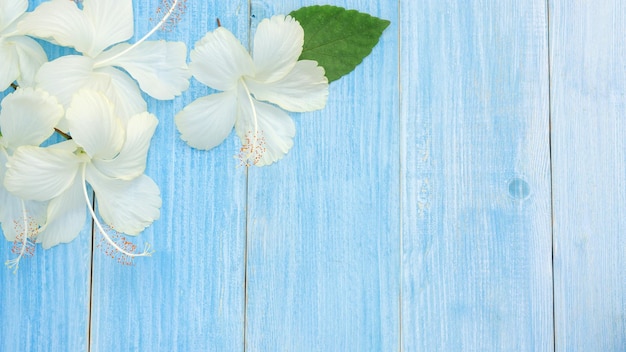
[0,87,63,271]
[175,15,329,166]
[4,90,160,258]
[0,0,47,90]
[18,0,190,122]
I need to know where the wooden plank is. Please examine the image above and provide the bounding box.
[244,1,399,351]
[88,1,248,351]
[400,1,553,350]
[0,10,92,349]
[0,224,92,352]
[550,1,626,350]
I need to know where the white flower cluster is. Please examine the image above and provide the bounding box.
[0,0,190,271]
[0,0,329,271]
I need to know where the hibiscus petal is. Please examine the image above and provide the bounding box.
[87,167,161,235]
[0,87,63,148]
[35,55,97,108]
[0,150,46,242]
[189,27,254,91]
[37,178,85,248]
[4,145,81,201]
[17,0,95,56]
[96,40,190,100]
[10,35,48,87]
[66,90,125,160]
[253,15,304,82]
[96,66,147,121]
[0,0,26,33]
[247,60,329,112]
[175,91,237,150]
[0,41,19,91]
[235,92,295,166]
[82,0,133,54]
[93,112,158,180]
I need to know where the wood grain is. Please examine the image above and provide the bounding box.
[0,224,92,352]
[550,1,626,350]
[244,1,399,351]
[400,0,554,350]
[88,1,248,351]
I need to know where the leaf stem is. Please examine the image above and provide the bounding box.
[54,128,72,140]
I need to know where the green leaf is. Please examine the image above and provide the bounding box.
[289,5,390,82]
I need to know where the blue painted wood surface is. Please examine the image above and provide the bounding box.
[550,1,626,351]
[401,0,554,350]
[88,1,249,351]
[1,0,625,351]
[245,1,399,351]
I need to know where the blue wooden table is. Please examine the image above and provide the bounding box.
[1,0,625,350]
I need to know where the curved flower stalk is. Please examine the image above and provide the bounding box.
[0,87,63,271]
[0,0,48,90]
[4,90,160,258]
[18,0,190,123]
[175,15,329,166]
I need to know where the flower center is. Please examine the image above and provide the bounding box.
[237,79,266,167]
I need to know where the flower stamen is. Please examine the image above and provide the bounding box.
[151,0,188,32]
[237,79,266,166]
[237,130,266,167]
[5,201,37,273]
[81,165,153,260]
[96,227,145,266]
[94,0,181,67]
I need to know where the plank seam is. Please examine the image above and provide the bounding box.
[397,0,403,351]
[545,0,557,351]
[243,3,252,352]
[87,192,95,352]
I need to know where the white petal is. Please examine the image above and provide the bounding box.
[252,15,303,82]
[4,145,81,201]
[247,60,329,112]
[96,41,190,100]
[0,41,19,90]
[175,91,237,150]
[0,150,46,242]
[0,0,26,33]
[17,0,95,56]
[235,92,295,166]
[0,150,23,241]
[96,66,147,120]
[93,112,158,180]
[189,27,254,91]
[0,87,63,148]
[66,90,124,160]
[37,178,85,248]
[87,167,161,235]
[10,35,48,87]
[82,0,133,55]
[36,57,147,131]
[35,55,96,108]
